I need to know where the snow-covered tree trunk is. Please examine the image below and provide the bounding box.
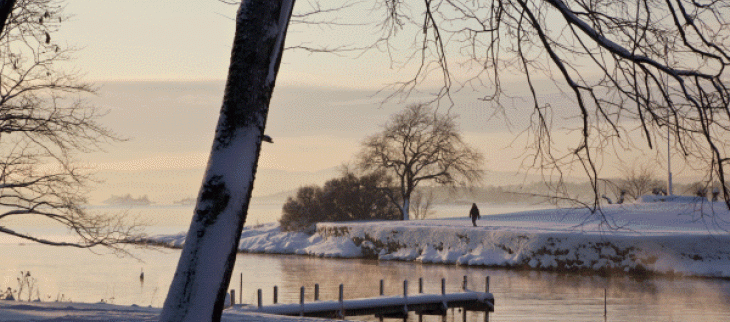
[160,0,295,321]
[0,0,17,35]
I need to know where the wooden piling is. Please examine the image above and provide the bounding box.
[274,286,278,304]
[403,280,409,322]
[300,286,305,317]
[463,275,468,291]
[418,277,423,322]
[484,276,490,322]
[339,284,344,319]
[257,289,262,308]
[380,279,384,296]
[230,289,236,306]
[315,283,320,301]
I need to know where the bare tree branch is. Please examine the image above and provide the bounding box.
[0,0,143,253]
[358,103,483,220]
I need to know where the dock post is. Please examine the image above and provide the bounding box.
[403,280,409,322]
[257,289,262,308]
[485,276,490,322]
[315,283,320,301]
[603,287,608,317]
[273,286,278,304]
[418,278,423,322]
[461,276,468,322]
[239,273,242,304]
[230,289,235,306]
[339,284,345,319]
[441,278,448,319]
[378,279,384,321]
[300,286,305,317]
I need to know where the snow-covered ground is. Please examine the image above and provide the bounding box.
[154,197,730,278]
[0,301,338,322]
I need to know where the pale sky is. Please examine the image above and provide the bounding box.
[41,0,690,202]
[55,1,544,172]
[57,0,410,86]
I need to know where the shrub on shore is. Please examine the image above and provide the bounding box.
[280,171,399,232]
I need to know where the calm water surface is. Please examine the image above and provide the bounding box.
[2,244,729,321]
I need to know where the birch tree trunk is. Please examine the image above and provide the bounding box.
[160,0,295,321]
[0,0,17,35]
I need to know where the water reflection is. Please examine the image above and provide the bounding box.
[2,243,729,321]
[239,254,730,322]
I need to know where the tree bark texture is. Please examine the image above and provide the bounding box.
[160,0,295,321]
[0,0,17,36]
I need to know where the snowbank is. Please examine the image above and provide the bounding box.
[150,199,730,278]
[0,301,338,322]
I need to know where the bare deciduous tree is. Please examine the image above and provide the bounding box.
[615,161,664,200]
[410,188,435,220]
[0,0,143,251]
[286,0,730,221]
[415,0,729,214]
[359,103,483,220]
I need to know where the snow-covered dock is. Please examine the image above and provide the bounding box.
[236,282,494,319]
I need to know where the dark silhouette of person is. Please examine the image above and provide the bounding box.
[469,203,480,227]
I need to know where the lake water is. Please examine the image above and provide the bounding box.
[2,205,730,321]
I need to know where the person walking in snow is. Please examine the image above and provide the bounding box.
[469,203,480,227]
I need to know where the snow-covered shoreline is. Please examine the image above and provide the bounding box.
[149,199,730,279]
[0,301,336,322]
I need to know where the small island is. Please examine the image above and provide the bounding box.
[102,194,154,206]
[172,197,196,206]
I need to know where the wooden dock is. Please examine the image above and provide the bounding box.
[240,291,494,318]
[233,276,494,320]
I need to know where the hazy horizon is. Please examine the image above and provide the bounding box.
[22,0,701,207]
[78,80,698,205]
